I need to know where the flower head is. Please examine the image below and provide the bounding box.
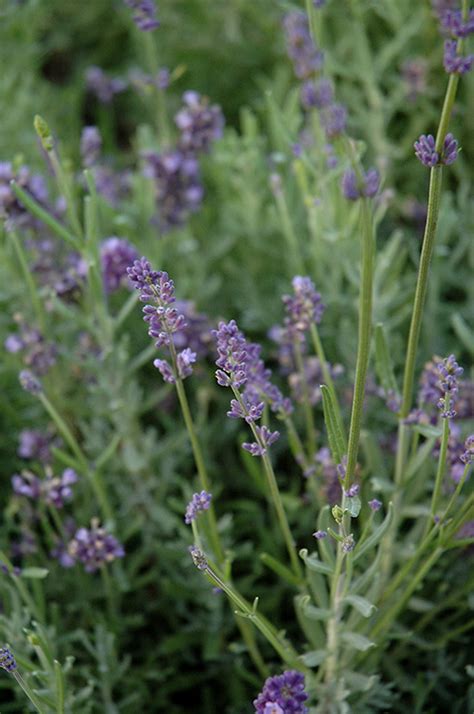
[414,133,458,166]
[283,276,325,333]
[368,498,382,512]
[19,370,42,395]
[68,520,124,572]
[437,354,463,418]
[18,429,57,464]
[443,39,474,74]
[242,425,280,457]
[0,647,17,673]
[300,78,334,109]
[321,102,347,139]
[124,0,159,31]
[85,66,126,103]
[283,12,324,79]
[341,168,380,200]
[175,91,224,154]
[254,670,308,713]
[80,126,102,168]
[184,490,212,524]
[460,434,474,465]
[189,544,208,570]
[100,237,138,293]
[214,319,249,389]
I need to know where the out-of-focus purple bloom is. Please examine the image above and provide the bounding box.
[242,425,280,457]
[43,468,78,508]
[254,670,308,714]
[313,529,327,539]
[313,0,326,6]
[189,544,208,570]
[324,143,338,169]
[18,429,58,463]
[300,78,334,109]
[313,447,342,505]
[68,520,124,572]
[85,66,126,103]
[124,0,159,31]
[175,91,224,154]
[283,12,324,79]
[100,237,138,293]
[321,103,347,139]
[19,370,42,395]
[176,348,197,379]
[0,648,17,673]
[345,484,360,498]
[460,434,474,465]
[288,357,343,407]
[80,126,102,168]
[443,39,474,74]
[283,276,325,333]
[12,471,41,499]
[94,165,132,206]
[184,490,212,524]
[368,498,382,512]
[440,9,474,38]
[129,68,170,92]
[402,58,429,101]
[5,323,56,376]
[341,168,380,200]
[173,301,213,359]
[143,150,203,231]
[0,161,49,231]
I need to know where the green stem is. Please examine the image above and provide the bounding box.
[274,189,305,276]
[343,198,374,490]
[428,416,450,525]
[174,377,224,563]
[293,340,316,455]
[232,388,303,581]
[13,671,47,714]
[48,149,83,239]
[9,230,45,331]
[310,323,345,442]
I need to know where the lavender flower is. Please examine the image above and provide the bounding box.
[342,534,356,553]
[227,398,264,423]
[288,357,342,407]
[254,670,308,714]
[85,66,126,103]
[12,468,78,508]
[189,545,208,570]
[341,167,380,200]
[437,354,463,418]
[129,68,170,92]
[19,370,42,395]
[0,161,49,231]
[460,435,474,465]
[6,323,56,377]
[80,126,102,168]
[313,530,327,539]
[414,133,459,167]
[12,471,41,499]
[124,0,159,31]
[184,490,212,524]
[242,425,280,457]
[368,498,382,512]
[443,39,474,74]
[214,319,249,389]
[283,276,325,333]
[175,91,224,154]
[345,484,360,498]
[440,9,474,38]
[402,58,428,101]
[143,150,203,230]
[0,648,17,673]
[18,429,57,463]
[94,165,132,206]
[100,237,138,293]
[283,12,324,79]
[68,520,124,572]
[321,103,347,139]
[300,78,334,109]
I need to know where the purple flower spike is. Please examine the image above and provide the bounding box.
[254,670,308,714]
[321,103,347,139]
[68,519,124,572]
[443,39,474,74]
[19,370,42,395]
[440,9,474,38]
[300,78,334,109]
[242,425,280,457]
[368,498,382,512]
[283,12,324,79]
[189,545,208,570]
[341,168,380,200]
[345,484,360,498]
[214,320,249,389]
[81,126,102,168]
[460,435,474,465]
[124,0,159,31]
[414,134,439,167]
[184,490,212,524]
[313,530,327,539]
[175,91,224,154]
[0,647,17,673]
[437,354,463,418]
[441,133,459,164]
[85,66,126,103]
[100,237,138,293]
[283,276,325,332]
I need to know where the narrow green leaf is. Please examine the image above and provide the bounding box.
[353,503,393,563]
[21,567,49,579]
[405,438,437,480]
[321,385,345,464]
[451,313,474,354]
[54,660,65,714]
[299,548,334,575]
[344,594,377,618]
[302,604,331,621]
[341,631,375,651]
[344,670,378,692]
[375,323,399,395]
[260,553,301,587]
[300,649,327,667]
[11,181,78,247]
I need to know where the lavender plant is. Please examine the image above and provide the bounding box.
[0,0,473,712]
